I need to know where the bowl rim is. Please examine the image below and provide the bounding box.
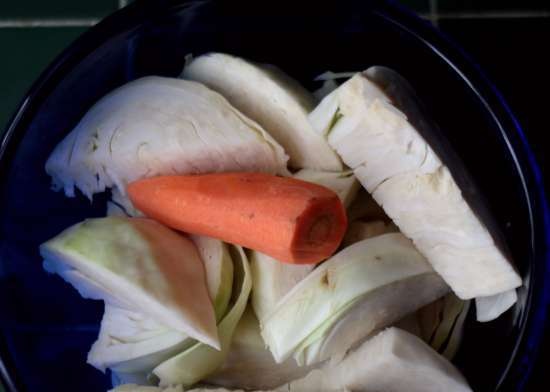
[1,1,549,391]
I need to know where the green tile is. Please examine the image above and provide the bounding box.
[397,0,430,13]
[0,0,118,19]
[438,0,549,12]
[0,27,86,133]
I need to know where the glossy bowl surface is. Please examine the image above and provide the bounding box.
[1,1,549,391]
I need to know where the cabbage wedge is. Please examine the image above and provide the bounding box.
[261,233,449,363]
[182,53,342,171]
[113,328,472,392]
[475,289,517,323]
[309,67,521,300]
[206,307,314,390]
[87,236,233,375]
[153,246,251,387]
[292,263,448,366]
[40,216,219,348]
[284,328,472,392]
[46,76,288,200]
[88,305,193,374]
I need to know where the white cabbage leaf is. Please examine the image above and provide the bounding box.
[40,217,219,348]
[88,235,233,378]
[261,233,449,364]
[153,246,251,387]
[46,76,289,200]
[284,328,472,392]
[206,306,315,390]
[182,53,342,171]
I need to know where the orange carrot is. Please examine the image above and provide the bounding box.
[127,172,347,264]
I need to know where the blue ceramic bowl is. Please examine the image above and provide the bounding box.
[1,1,549,391]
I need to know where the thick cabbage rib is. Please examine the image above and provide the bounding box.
[309,69,521,300]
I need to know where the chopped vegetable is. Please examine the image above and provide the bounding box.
[314,71,356,81]
[441,299,471,360]
[292,169,359,208]
[190,235,234,320]
[116,326,473,392]
[429,294,469,353]
[40,217,219,348]
[476,289,517,322]
[250,169,358,321]
[309,68,521,299]
[117,322,474,392]
[284,328,473,392]
[251,251,313,322]
[153,246,251,387]
[206,306,315,389]
[311,71,355,101]
[182,53,342,171]
[87,236,233,376]
[40,54,509,392]
[87,305,192,374]
[128,173,348,265]
[293,257,449,366]
[416,297,446,343]
[261,233,449,363]
[312,79,338,101]
[342,220,398,247]
[394,293,470,360]
[45,76,289,200]
[109,385,183,392]
[188,389,245,392]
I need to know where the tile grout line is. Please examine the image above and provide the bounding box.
[0,0,128,29]
[429,0,439,26]
[0,8,547,30]
[437,11,550,19]
[0,18,99,28]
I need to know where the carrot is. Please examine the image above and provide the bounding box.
[127,172,347,264]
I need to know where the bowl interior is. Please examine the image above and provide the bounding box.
[0,1,537,391]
